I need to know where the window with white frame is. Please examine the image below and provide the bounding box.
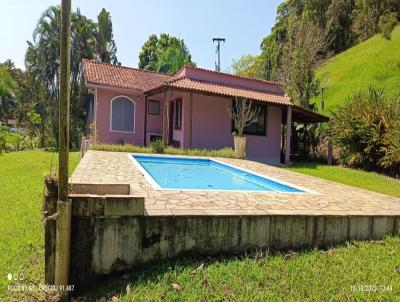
[110,96,135,132]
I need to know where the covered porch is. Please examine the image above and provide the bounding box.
[144,85,330,165]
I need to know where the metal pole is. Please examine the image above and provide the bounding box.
[55,0,71,288]
[217,43,220,72]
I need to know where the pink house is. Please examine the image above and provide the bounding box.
[81,60,328,164]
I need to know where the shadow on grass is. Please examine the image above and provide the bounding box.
[73,243,352,301]
[287,161,325,169]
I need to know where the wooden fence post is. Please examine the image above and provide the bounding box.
[55,0,72,289]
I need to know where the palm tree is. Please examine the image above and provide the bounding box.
[96,8,118,64]
[0,65,17,122]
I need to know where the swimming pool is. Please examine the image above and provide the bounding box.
[131,155,303,192]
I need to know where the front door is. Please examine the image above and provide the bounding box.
[168,101,174,144]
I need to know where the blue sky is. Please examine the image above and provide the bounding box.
[0,0,281,71]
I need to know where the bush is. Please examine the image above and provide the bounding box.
[150,139,165,154]
[91,143,235,158]
[329,88,400,177]
[379,12,398,40]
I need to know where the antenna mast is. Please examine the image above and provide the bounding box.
[213,37,225,72]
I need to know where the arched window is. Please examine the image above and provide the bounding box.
[110,96,135,133]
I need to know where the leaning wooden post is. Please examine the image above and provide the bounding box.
[55,0,72,288]
[285,106,292,165]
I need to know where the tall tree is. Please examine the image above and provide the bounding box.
[96,8,118,64]
[0,65,17,121]
[138,33,195,74]
[279,19,328,107]
[231,54,266,79]
[25,5,115,147]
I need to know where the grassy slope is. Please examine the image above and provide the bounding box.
[0,151,80,301]
[0,152,399,301]
[314,26,400,114]
[285,162,400,198]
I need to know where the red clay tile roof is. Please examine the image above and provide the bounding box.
[176,65,283,88]
[82,59,290,106]
[163,77,292,106]
[82,59,172,91]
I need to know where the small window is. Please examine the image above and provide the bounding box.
[232,100,267,136]
[175,98,182,129]
[148,100,160,115]
[111,96,135,132]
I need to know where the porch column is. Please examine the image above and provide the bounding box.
[189,92,193,148]
[162,90,168,144]
[285,106,292,165]
[144,96,148,146]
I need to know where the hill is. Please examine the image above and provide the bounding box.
[314,26,400,114]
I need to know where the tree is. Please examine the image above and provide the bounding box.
[228,98,260,137]
[138,33,195,74]
[96,8,118,64]
[231,54,266,79]
[279,19,328,108]
[326,0,354,52]
[25,5,115,147]
[0,65,17,121]
[379,12,398,39]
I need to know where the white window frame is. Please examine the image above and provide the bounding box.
[109,95,136,133]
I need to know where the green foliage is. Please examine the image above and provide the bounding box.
[150,138,165,154]
[91,143,235,158]
[235,0,399,108]
[314,26,400,113]
[138,33,195,74]
[279,19,327,107]
[25,6,119,149]
[0,126,7,152]
[231,54,266,79]
[329,88,400,176]
[96,8,118,64]
[379,12,398,39]
[0,65,17,121]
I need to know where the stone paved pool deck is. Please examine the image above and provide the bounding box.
[70,150,400,217]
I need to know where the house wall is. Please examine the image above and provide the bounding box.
[146,97,164,141]
[95,88,282,164]
[179,93,282,164]
[95,88,145,145]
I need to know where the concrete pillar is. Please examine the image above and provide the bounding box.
[162,90,168,144]
[285,106,292,165]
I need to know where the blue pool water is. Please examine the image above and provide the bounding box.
[132,155,302,192]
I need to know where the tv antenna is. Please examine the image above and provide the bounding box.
[213,38,225,72]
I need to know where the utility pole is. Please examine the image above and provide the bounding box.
[213,37,225,72]
[55,0,71,288]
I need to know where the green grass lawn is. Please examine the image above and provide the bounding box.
[0,151,80,301]
[285,162,400,198]
[314,26,400,114]
[0,151,399,301]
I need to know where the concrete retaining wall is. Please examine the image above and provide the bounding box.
[67,195,400,288]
